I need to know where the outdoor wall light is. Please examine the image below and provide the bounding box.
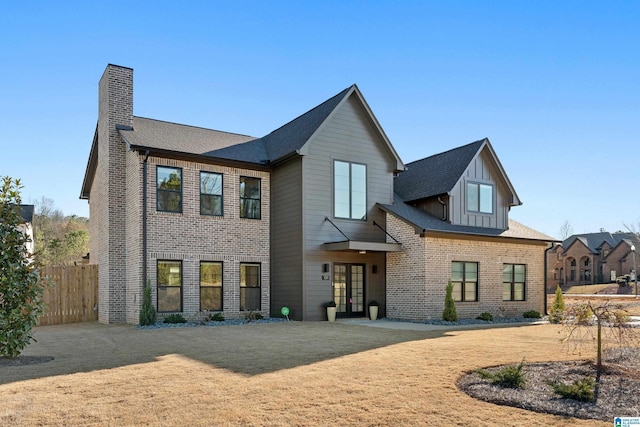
[323,263,329,273]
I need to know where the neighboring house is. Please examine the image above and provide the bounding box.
[547,232,638,287]
[81,64,554,324]
[19,204,35,256]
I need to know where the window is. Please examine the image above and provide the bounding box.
[200,262,223,311]
[503,264,526,301]
[240,263,261,311]
[334,160,367,220]
[200,172,223,216]
[467,182,493,214]
[157,166,182,213]
[157,261,182,312]
[240,177,261,219]
[451,262,478,302]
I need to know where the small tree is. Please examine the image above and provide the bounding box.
[560,300,638,401]
[139,280,157,326]
[442,280,458,322]
[549,284,564,323]
[0,177,44,358]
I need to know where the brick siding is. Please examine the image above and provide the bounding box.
[386,215,546,321]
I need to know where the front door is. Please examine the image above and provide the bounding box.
[333,263,365,317]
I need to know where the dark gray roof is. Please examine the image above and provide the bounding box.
[563,232,637,253]
[20,205,34,223]
[379,194,555,242]
[205,85,353,164]
[394,139,485,202]
[119,117,256,155]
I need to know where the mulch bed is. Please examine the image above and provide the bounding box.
[457,347,640,421]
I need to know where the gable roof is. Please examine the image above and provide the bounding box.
[394,138,521,206]
[206,85,404,171]
[562,232,636,254]
[379,194,555,242]
[82,84,405,199]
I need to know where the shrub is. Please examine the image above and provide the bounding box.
[139,280,157,326]
[207,312,225,322]
[0,177,45,358]
[477,359,526,389]
[324,300,336,308]
[368,300,379,307]
[549,285,565,324]
[549,377,595,402]
[245,311,264,321]
[163,313,186,324]
[523,310,542,319]
[442,280,458,322]
[476,312,493,321]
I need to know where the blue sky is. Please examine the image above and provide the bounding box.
[1,1,638,239]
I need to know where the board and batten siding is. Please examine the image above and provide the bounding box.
[300,94,396,320]
[450,149,510,229]
[269,157,304,320]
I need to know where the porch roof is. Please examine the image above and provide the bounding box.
[323,241,402,252]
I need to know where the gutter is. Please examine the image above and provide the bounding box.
[544,243,554,315]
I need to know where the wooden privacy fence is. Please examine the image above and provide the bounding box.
[38,264,98,325]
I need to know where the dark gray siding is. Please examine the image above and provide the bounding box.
[301,95,395,320]
[270,157,304,320]
[450,149,510,229]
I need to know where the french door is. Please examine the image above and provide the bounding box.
[333,263,365,317]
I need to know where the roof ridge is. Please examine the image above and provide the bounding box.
[404,138,486,165]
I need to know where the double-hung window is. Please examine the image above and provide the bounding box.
[240,263,261,311]
[200,261,223,311]
[451,261,478,302]
[503,264,526,301]
[200,172,223,216]
[467,182,493,214]
[157,260,182,312]
[157,166,182,213]
[240,177,261,219]
[334,160,367,220]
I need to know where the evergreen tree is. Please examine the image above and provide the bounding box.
[442,280,458,321]
[139,280,157,326]
[549,284,565,324]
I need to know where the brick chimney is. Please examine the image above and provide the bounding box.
[95,64,133,323]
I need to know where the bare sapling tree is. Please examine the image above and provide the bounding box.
[560,299,639,401]
[558,220,573,240]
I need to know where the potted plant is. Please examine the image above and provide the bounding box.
[324,300,337,322]
[368,300,379,321]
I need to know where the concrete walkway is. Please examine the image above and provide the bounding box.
[337,318,546,331]
[339,316,640,330]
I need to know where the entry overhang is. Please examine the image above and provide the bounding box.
[323,241,402,252]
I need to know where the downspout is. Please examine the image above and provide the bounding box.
[142,150,150,297]
[437,197,447,221]
[544,243,553,315]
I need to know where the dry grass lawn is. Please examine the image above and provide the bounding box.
[2,317,631,426]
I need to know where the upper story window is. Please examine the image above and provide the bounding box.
[334,160,367,220]
[240,176,261,219]
[200,172,223,216]
[157,166,182,213]
[467,182,493,214]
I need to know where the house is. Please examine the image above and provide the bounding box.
[547,231,638,287]
[81,64,554,324]
[19,204,35,256]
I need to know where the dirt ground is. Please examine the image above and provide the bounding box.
[1,318,632,426]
